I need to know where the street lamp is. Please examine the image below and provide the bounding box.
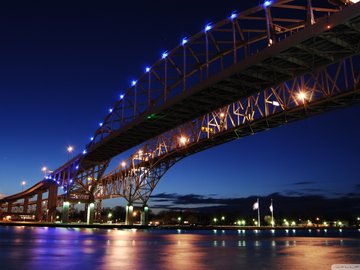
[41,166,47,177]
[67,145,74,160]
[21,181,26,191]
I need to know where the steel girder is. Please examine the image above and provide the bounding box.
[96,55,360,204]
[85,0,360,163]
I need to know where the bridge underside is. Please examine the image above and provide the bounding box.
[86,4,360,163]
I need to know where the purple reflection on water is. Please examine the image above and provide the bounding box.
[0,227,359,270]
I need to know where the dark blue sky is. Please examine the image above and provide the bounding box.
[0,0,359,206]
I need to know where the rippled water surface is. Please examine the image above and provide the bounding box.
[0,226,359,270]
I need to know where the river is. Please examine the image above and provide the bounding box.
[0,226,359,270]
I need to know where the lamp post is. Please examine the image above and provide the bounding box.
[41,166,48,177]
[67,145,74,160]
[21,181,26,191]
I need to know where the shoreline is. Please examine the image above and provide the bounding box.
[0,221,358,231]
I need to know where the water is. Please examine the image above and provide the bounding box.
[0,226,359,270]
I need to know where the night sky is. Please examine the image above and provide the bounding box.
[0,0,359,208]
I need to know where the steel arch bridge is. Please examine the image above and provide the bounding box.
[0,0,360,224]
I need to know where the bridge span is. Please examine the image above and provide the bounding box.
[0,0,360,224]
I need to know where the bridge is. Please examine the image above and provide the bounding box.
[1,0,360,225]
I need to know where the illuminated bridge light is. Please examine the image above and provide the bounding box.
[145,66,151,73]
[263,0,272,8]
[179,136,188,146]
[121,161,126,167]
[181,37,188,46]
[296,91,308,102]
[99,122,103,127]
[90,137,94,141]
[162,51,168,59]
[120,94,124,99]
[109,108,113,113]
[82,150,87,155]
[230,12,237,20]
[204,23,212,32]
[131,80,137,86]
[76,165,79,170]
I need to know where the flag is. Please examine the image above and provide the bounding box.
[253,201,259,210]
[269,202,273,213]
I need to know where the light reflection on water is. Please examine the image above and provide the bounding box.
[0,226,359,270]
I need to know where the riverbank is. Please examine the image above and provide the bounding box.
[0,221,358,231]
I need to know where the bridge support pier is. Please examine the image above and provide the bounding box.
[47,184,58,222]
[62,201,70,223]
[140,205,149,226]
[36,192,43,221]
[125,204,133,225]
[86,202,95,225]
[23,197,29,214]
[7,201,13,213]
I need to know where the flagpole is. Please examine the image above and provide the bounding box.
[257,198,261,227]
[271,199,274,227]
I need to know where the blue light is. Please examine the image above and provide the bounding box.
[61,186,64,189]
[70,179,73,183]
[131,80,137,86]
[76,165,79,169]
[145,66,151,73]
[162,51,168,59]
[90,137,94,141]
[57,181,60,185]
[82,150,87,155]
[263,0,272,7]
[205,23,212,32]
[181,37,188,46]
[99,122,103,127]
[120,94,124,99]
[230,12,237,20]
[109,108,113,113]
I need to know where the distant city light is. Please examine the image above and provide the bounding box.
[162,51,168,59]
[263,0,272,8]
[204,23,212,32]
[181,37,188,46]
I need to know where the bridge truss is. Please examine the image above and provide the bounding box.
[97,55,360,210]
